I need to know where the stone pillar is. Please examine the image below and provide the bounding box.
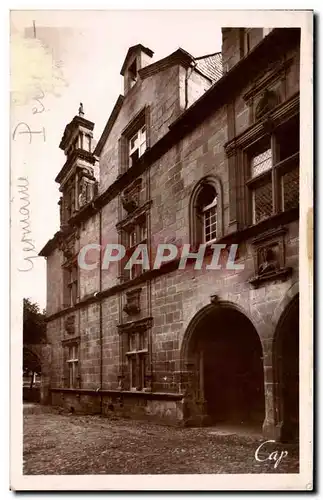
[262,340,282,439]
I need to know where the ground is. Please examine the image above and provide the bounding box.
[23,404,299,475]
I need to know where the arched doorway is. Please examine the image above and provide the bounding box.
[182,303,265,430]
[274,294,299,442]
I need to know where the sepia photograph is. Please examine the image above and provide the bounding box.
[10,9,313,491]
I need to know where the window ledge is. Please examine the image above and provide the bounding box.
[217,207,299,246]
[61,336,80,346]
[126,349,148,356]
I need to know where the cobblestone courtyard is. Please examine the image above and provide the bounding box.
[23,405,299,475]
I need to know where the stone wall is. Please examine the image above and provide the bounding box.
[46,248,63,315]
[98,64,182,194]
[51,390,184,425]
[46,30,300,435]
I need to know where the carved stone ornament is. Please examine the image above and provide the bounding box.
[258,247,280,276]
[78,178,88,208]
[121,192,138,213]
[60,235,76,261]
[210,294,219,305]
[249,227,292,287]
[64,314,75,335]
[123,288,141,315]
[255,89,280,121]
[121,178,142,213]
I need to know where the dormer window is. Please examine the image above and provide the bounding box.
[128,59,138,88]
[118,106,150,174]
[129,125,146,167]
[120,45,154,95]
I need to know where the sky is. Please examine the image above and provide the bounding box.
[10,10,222,309]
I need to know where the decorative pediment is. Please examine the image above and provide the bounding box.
[116,199,152,232]
[117,316,153,333]
[243,58,293,103]
[255,89,280,121]
[121,178,142,213]
[224,93,299,157]
[62,335,80,346]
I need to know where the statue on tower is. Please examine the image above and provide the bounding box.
[78,178,88,208]
[78,102,84,117]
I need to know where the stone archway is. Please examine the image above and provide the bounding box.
[273,294,299,442]
[181,302,265,430]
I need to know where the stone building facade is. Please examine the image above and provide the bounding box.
[40,29,300,441]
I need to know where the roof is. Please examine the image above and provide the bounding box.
[194,52,223,83]
[94,48,195,156]
[40,29,300,260]
[138,47,195,80]
[93,95,124,156]
[120,44,154,76]
[170,29,299,132]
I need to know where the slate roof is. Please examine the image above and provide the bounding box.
[195,52,223,83]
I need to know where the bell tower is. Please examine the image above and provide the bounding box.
[56,103,98,228]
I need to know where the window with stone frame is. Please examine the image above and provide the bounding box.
[118,107,150,175]
[126,329,148,391]
[246,115,299,225]
[63,262,79,307]
[190,177,223,247]
[66,343,79,388]
[82,133,91,152]
[200,187,218,243]
[129,125,147,167]
[121,215,148,282]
